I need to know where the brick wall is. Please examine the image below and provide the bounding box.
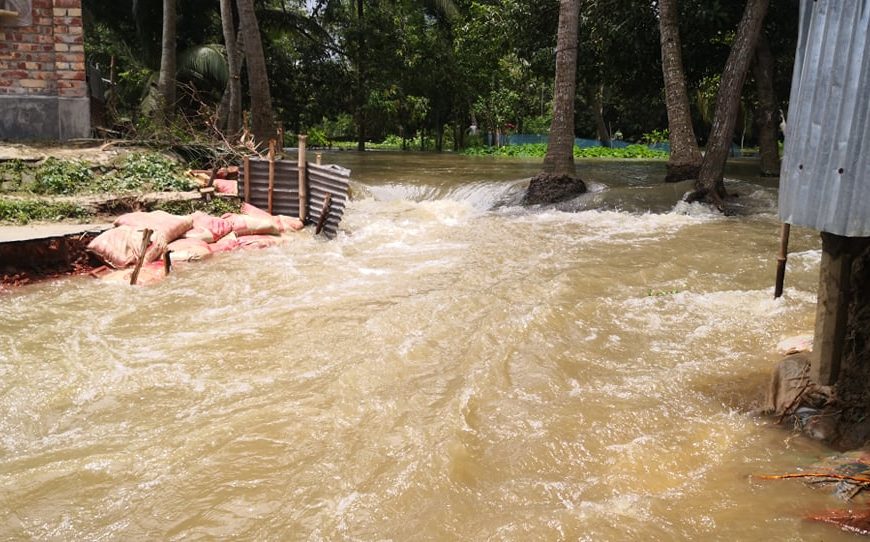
[0,0,86,99]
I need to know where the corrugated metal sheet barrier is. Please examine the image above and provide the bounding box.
[241,156,351,239]
[780,0,870,237]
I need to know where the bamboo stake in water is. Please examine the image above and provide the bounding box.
[774,223,791,298]
[130,229,153,286]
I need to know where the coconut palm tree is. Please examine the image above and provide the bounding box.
[658,0,702,182]
[236,0,276,144]
[542,0,580,177]
[156,0,176,124]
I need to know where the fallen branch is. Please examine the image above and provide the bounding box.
[756,472,870,485]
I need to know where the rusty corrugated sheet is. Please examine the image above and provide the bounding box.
[779,0,870,236]
[308,163,351,239]
[242,158,351,238]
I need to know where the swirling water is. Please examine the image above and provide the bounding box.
[0,153,847,540]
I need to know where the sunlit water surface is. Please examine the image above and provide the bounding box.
[1,153,847,540]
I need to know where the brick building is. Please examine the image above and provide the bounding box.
[0,0,90,140]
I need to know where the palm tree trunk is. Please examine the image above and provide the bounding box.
[542,0,580,177]
[753,32,780,177]
[690,0,769,209]
[355,0,366,152]
[157,0,176,125]
[236,0,275,144]
[219,0,243,137]
[658,0,702,182]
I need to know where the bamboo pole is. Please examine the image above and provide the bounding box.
[163,250,172,275]
[298,135,308,222]
[267,139,276,214]
[774,223,791,298]
[129,229,153,286]
[316,153,322,166]
[243,155,251,203]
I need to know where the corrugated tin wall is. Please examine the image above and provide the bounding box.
[779,0,870,237]
[242,157,351,239]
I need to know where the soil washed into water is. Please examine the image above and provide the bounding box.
[0,153,849,540]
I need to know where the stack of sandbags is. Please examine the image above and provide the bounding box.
[87,204,305,284]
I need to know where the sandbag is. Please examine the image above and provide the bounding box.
[100,261,167,285]
[190,211,232,241]
[213,179,238,196]
[87,226,164,269]
[209,232,240,253]
[221,213,279,236]
[237,235,286,250]
[241,202,303,233]
[167,238,212,262]
[182,226,216,243]
[114,211,193,245]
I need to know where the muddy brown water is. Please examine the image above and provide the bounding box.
[0,153,851,540]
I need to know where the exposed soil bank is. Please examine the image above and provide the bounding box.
[0,231,103,291]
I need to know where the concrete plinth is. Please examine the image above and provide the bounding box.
[0,95,91,141]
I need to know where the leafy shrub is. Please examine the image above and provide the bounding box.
[116,153,194,192]
[641,129,669,145]
[32,158,93,195]
[462,143,668,159]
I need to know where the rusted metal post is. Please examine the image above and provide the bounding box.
[315,193,333,235]
[267,139,276,214]
[129,229,153,286]
[298,135,308,222]
[774,223,791,298]
[243,155,251,203]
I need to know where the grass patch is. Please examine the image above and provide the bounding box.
[153,197,240,216]
[462,143,669,159]
[0,199,91,224]
[3,153,196,196]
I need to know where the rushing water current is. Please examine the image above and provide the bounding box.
[0,153,850,540]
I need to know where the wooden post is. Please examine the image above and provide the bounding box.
[298,135,308,222]
[267,139,276,214]
[316,153,322,166]
[811,233,870,385]
[163,250,172,275]
[243,155,251,203]
[130,229,153,286]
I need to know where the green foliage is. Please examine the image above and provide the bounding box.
[104,153,195,192]
[154,196,240,216]
[641,129,670,144]
[462,144,668,159]
[33,158,93,195]
[0,199,90,224]
[306,127,330,148]
[523,115,552,135]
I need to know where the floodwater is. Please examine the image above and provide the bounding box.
[0,152,850,540]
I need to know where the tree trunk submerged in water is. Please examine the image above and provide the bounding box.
[687,0,769,210]
[526,0,586,205]
[658,0,702,182]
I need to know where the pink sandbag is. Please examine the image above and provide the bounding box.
[167,238,212,262]
[241,202,271,218]
[182,226,216,243]
[208,232,240,253]
[87,226,165,269]
[221,213,279,236]
[213,179,238,195]
[274,215,304,233]
[114,211,193,245]
[237,235,286,250]
[100,261,167,285]
[241,202,303,233]
[189,211,232,241]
